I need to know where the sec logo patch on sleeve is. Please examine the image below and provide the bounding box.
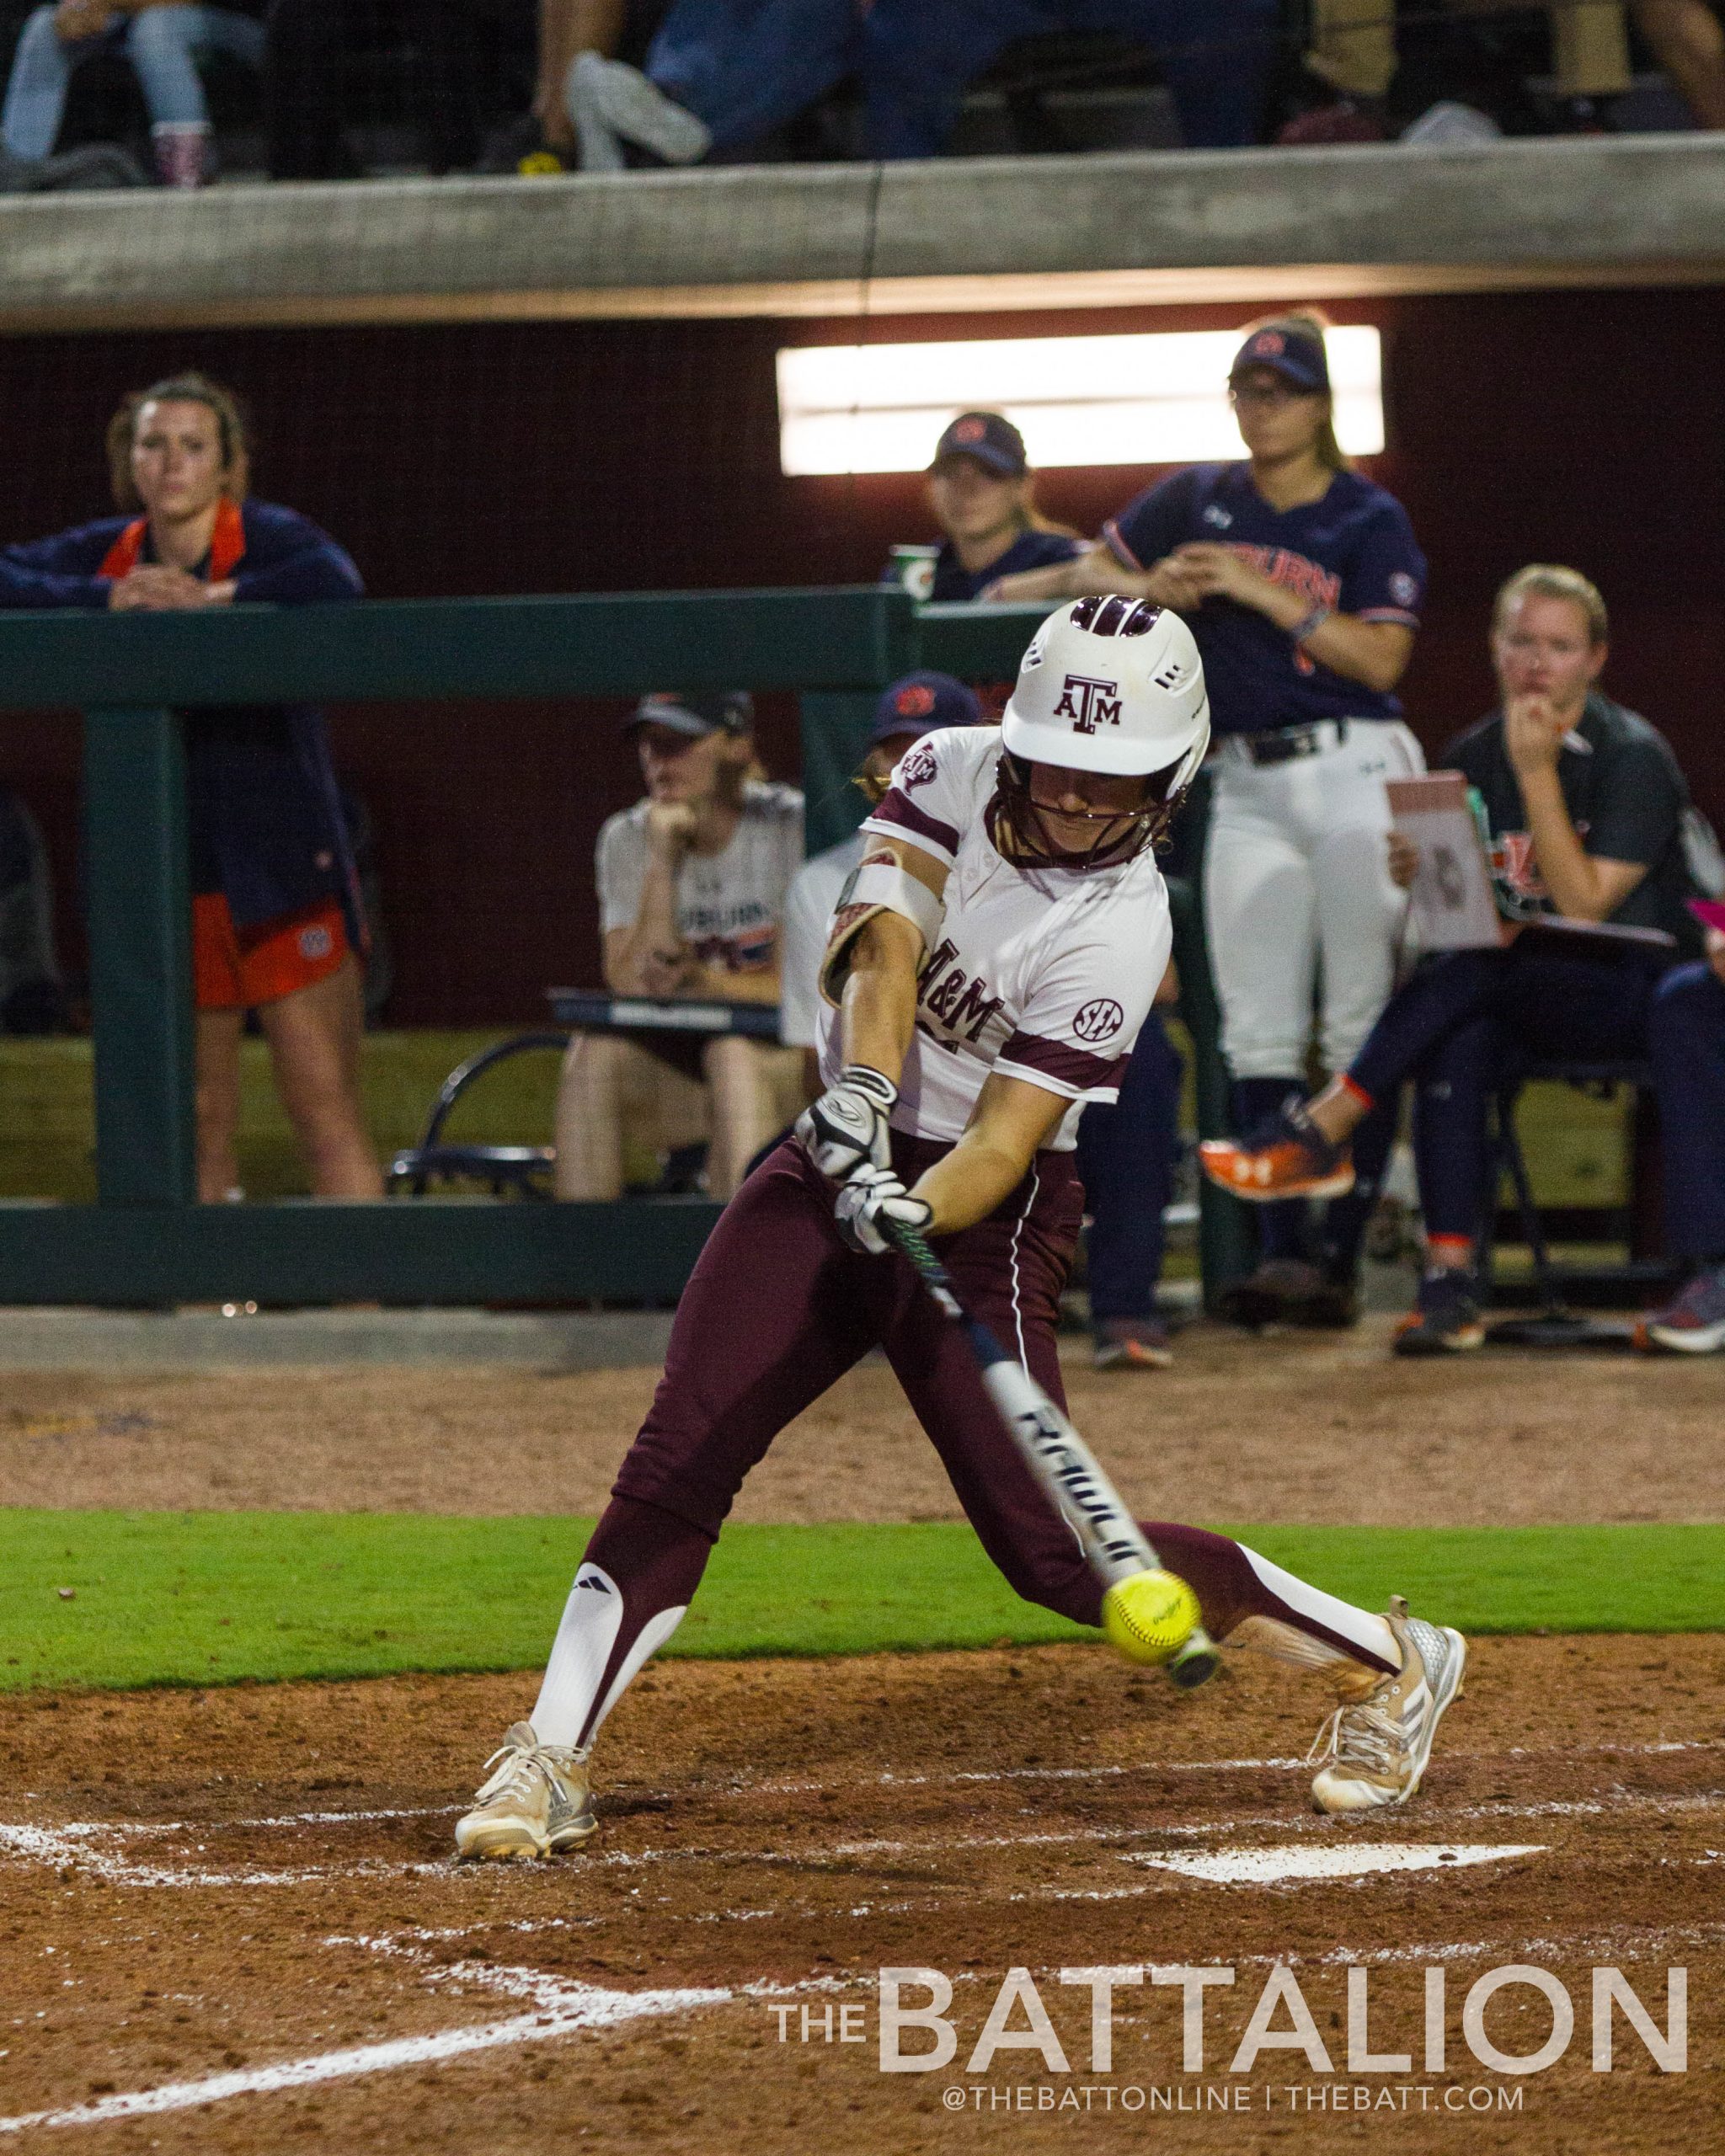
[1073,998,1124,1043]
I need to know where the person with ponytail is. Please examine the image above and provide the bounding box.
[0,371,382,1205]
[992,310,1428,1332]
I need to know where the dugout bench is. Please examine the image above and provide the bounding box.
[0,587,1249,1309]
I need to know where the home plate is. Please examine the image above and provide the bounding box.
[1126,1844,1545,1886]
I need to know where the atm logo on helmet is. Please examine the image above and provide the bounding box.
[1053,673,1123,733]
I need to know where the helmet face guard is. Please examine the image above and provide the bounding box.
[989,751,1182,872]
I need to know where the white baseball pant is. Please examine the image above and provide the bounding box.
[1204,718,1424,1081]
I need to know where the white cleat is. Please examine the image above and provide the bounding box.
[1308,1598,1466,1815]
[455,1721,597,1861]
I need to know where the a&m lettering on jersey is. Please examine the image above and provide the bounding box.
[1052,674,1124,734]
[916,937,1005,1050]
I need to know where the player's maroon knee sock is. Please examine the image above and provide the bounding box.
[531,1494,714,1751]
[1143,1521,1398,1673]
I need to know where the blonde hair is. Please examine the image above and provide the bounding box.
[106,371,252,510]
[1493,563,1609,647]
[1236,308,1350,472]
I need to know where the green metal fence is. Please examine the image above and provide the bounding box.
[0,587,1247,1306]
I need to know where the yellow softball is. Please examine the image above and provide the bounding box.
[1102,1568,1201,1666]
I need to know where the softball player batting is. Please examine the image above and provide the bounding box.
[456,600,1465,1861]
[993,312,1427,1327]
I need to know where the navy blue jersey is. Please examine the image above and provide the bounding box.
[881,528,1083,603]
[932,527,1082,600]
[0,499,366,942]
[1103,462,1425,735]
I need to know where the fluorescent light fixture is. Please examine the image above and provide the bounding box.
[775,327,1384,476]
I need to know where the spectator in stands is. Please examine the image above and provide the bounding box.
[565,0,1278,167]
[862,0,1278,155]
[1201,566,1701,1357]
[264,0,483,178]
[563,0,857,168]
[1632,0,1725,127]
[779,670,979,1097]
[1637,899,1725,1352]
[556,689,805,1201]
[1,0,265,185]
[1281,0,1635,141]
[526,0,656,167]
[0,786,63,1033]
[0,371,383,1202]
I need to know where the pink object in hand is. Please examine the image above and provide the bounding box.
[1689,899,1725,935]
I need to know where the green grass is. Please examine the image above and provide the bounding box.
[3,1513,1721,1694]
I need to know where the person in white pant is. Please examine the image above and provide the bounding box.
[991,308,1427,1327]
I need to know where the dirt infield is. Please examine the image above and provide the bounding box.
[3,1316,1723,1525]
[1,1639,1720,2150]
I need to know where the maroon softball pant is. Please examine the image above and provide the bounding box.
[611,1132,1103,1621]
[567,1135,1390,1747]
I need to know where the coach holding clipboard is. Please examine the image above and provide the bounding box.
[1200,563,1703,1355]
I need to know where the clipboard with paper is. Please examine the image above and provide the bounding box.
[1385,773,1503,949]
[1384,773,1678,962]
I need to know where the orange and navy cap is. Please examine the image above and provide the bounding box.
[869,670,980,746]
[1229,323,1330,394]
[930,411,1028,478]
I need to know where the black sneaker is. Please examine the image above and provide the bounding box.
[1392,1269,1485,1356]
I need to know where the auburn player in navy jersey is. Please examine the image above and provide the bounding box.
[0,372,381,1204]
[893,411,1086,603]
[994,312,1427,1331]
[888,410,1183,1367]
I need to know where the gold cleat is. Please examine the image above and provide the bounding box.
[455,1721,596,1860]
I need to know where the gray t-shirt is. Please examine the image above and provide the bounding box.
[778,830,864,1049]
[596,780,804,982]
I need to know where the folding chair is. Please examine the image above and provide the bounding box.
[387,1031,568,1198]
[1484,1056,1671,1348]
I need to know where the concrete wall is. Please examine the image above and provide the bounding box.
[3,136,1725,329]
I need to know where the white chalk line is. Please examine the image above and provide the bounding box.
[0,1732,1715,1906]
[0,1935,730,2139]
[0,1822,446,1892]
[3,1780,1715,1902]
[654,1733,1725,1805]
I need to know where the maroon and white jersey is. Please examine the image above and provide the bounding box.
[820,726,1170,1150]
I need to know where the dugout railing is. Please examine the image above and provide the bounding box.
[0,587,1249,1306]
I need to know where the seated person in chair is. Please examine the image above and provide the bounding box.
[1200,564,1699,1356]
[1637,898,1725,1354]
[554,688,805,1201]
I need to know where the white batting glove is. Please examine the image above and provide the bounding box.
[794,1064,896,1182]
[834,1164,932,1256]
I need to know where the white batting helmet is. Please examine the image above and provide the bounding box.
[1001,597,1210,790]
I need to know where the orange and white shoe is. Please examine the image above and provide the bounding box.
[1199,1102,1354,1203]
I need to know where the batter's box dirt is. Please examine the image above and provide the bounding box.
[0,1639,1720,2151]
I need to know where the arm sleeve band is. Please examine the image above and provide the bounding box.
[818,851,944,1009]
